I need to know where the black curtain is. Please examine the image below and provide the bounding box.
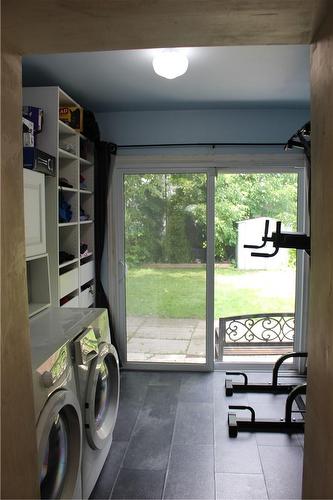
[94,141,119,353]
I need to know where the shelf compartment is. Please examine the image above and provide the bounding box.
[59,132,78,157]
[80,251,93,261]
[58,119,77,137]
[59,222,77,227]
[59,190,78,224]
[80,164,94,192]
[80,137,94,163]
[59,258,78,269]
[60,290,79,308]
[80,224,94,257]
[58,186,78,193]
[59,156,79,189]
[80,157,92,166]
[59,147,78,161]
[59,267,79,298]
[59,225,78,261]
[80,260,94,287]
[59,88,81,108]
[80,194,93,224]
[79,287,94,308]
[26,254,51,318]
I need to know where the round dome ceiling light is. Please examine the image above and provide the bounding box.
[152,50,189,80]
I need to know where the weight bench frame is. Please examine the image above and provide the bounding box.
[225,351,307,396]
[228,383,306,437]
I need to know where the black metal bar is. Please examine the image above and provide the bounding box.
[244,220,270,249]
[285,384,307,423]
[226,372,248,385]
[235,419,304,434]
[272,352,308,387]
[251,246,279,258]
[229,405,256,422]
[118,142,286,149]
[226,382,296,395]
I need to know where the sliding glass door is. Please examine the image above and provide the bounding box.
[214,171,303,365]
[114,162,306,371]
[121,172,212,367]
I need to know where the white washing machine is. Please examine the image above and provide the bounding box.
[71,309,120,499]
[30,308,95,499]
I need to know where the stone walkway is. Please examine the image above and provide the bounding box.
[127,316,287,364]
[127,317,206,363]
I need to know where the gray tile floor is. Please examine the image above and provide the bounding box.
[91,371,304,500]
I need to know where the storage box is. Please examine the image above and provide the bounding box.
[23,106,43,134]
[23,147,56,176]
[22,117,34,147]
[59,106,83,132]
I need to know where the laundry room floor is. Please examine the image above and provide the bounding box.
[91,371,304,500]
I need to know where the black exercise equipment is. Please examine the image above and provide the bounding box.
[244,219,310,257]
[284,121,311,166]
[225,351,308,396]
[228,383,306,437]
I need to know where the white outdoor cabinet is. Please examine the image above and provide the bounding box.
[23,169,46,258]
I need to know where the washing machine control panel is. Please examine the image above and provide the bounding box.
[73,327,99,366]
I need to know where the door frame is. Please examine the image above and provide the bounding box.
[111,164,215,371]
[108,147,308,372]
[213,165,308,372]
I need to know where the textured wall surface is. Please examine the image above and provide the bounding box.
[303,3,333,498]
[97,108,309,145]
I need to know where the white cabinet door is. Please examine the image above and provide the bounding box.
[23,169,46,258]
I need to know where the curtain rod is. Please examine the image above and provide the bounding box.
[117,142,285,149]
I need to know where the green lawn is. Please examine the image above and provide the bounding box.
[126,266,295,319]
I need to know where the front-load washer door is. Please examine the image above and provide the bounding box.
[85,343,120,449]
[37,389,82,499]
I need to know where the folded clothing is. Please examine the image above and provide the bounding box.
[80,243,90,258]
[59,251,75,264]
[59,177,73,189]
[80,207,90,221]
[59,191,72,222]
[80,174,88,190]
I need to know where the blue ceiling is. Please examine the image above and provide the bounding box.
[22,46,310,112]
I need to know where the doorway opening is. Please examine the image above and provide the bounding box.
[214,172,299,364]
[124,172,208,365]
[116,162,306,370]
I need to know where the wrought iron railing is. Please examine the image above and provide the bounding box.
[215,312,295,361]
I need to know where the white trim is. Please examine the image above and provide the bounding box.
[116,146,305,170]
[206,172,215,371]
[108,148,308,372]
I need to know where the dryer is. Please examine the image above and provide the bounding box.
[30,308,88,499]
[72,309,120,499]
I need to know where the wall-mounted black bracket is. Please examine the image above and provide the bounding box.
[244,220,310,258]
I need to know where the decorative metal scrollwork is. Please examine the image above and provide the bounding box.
[223,313,295,344]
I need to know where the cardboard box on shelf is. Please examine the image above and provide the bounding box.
[23,148,56,176]
[22,117,34,147]
[23,106,43,134]
[59,106,83,132]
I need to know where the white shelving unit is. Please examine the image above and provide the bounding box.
[23,86,95,309]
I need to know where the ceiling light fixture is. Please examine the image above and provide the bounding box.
[152,50,189,80]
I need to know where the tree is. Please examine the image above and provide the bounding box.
[124,172,298,265]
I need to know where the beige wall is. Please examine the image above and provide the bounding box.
[1,0,330,498]
[1,50,40,498]
[303,4,333,497]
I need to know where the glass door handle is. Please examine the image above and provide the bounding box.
[119,260,128,278]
